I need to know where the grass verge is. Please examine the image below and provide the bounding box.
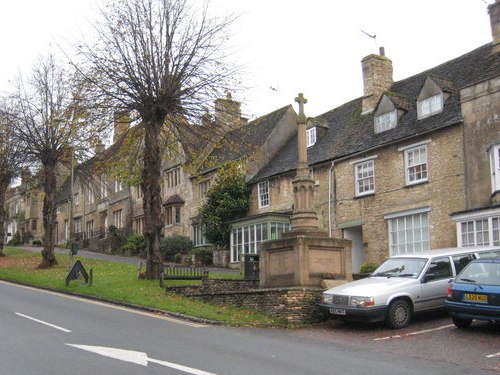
[0,247,287,327]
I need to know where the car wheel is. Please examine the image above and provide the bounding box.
[452,316,472,328]
[386,300,411,329]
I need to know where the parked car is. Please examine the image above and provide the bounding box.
[445,258,500,328]
[320,246,500,329]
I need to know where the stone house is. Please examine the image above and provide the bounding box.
[240,1,500,271]
[49,94,296,257]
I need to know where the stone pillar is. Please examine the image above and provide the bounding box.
[290,94,319,232]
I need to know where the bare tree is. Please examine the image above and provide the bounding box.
[0,106,26,255]
[8,54,108,268]
[76,0,237,278]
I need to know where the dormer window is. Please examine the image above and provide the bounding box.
[374,110,397,133]
[374,95,397,133]
[418,93,443,119]
[417,77,444,119]
[306,127,316,147]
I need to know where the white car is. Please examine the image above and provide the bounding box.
[320,246,500,328]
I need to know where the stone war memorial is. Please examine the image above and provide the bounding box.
[260,93,352,288]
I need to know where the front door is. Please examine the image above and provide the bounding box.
[344,226,364,273]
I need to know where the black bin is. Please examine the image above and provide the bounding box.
[243,254,260,279]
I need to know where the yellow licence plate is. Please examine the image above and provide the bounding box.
[464,293,488,303]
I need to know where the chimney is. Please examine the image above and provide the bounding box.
[113,110,131,143]
[361,47,393,114]
[214,92,243,132]
[490,0,500,54]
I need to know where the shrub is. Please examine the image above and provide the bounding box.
[32,239,42,246]
[189,247,213,266]
[107,225,128,254]
[160,235,193,261]
[360,262,379,274]
[173,252,182,264]
[7,232,22,246]
[121,234,146,257]
[22,231,33,244]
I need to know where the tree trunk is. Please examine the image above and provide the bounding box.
[0,178,9,256]
[38,160,58,268]
[142,120,164,279]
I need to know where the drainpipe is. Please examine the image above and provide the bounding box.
[328,161,335,237]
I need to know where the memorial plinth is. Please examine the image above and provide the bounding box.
[260,232,352,287]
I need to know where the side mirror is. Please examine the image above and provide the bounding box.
[423,273,436,283]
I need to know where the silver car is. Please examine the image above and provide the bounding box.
[320,246,500,328]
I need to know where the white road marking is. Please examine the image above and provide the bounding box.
[67,344,219,375]
[1,280,204,327]
[15,312,72,333]
[373,324,454,341]
[486,352,500,358]
[405,324,454,336]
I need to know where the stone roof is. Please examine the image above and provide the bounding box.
[251,43,499,183]
[162,194,185,205]
[200,105,293,172]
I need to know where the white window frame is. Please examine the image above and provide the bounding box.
[114,180,123,193]
[385,207,431,256]
[455,208,500,247]
[193,224,209,246]
[112,209,123,228]
[133,216,144,235]
[417,93,443,119]
[490,144,500,193]
[199,179,211,198]
[374,110,397,133]
[100,174,108,198]
[354,158,375,196]
[306,127,316,147]
[86,219,94,238]
[258,181,270,208]
[399,141,430,186]
[164,166,182,189]
[230,221,290,262]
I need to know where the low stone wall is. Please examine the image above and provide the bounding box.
[167,279,326,324]
[212,249,230,267]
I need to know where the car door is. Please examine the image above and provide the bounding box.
[416,256,453,312]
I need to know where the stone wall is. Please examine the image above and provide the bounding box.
[212,249,229,267]
[167,279,326,324]
[461,76,500,209]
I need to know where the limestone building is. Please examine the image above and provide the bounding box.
[241,1,500,271]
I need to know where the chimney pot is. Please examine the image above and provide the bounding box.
[489,0,500,54]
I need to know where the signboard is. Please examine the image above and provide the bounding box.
[65,260,89,287]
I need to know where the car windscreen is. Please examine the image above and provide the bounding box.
[456,262,500,286]
[372,258,427,278]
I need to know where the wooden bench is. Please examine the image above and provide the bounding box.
[163,265,209,280]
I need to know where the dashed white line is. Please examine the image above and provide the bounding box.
[373,324,454,341]
[15,312,72,333]
[2,280,204,328]
[486,352,500,358]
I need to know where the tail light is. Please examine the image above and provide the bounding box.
[446,286,453,298]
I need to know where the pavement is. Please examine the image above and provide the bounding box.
[19,246,240,274]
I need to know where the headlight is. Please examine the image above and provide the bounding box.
[350,296,375,307]
[323,294,333,304]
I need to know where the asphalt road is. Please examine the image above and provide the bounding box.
[1,280,496,375]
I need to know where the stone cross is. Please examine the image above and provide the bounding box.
[295,93,307,123]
